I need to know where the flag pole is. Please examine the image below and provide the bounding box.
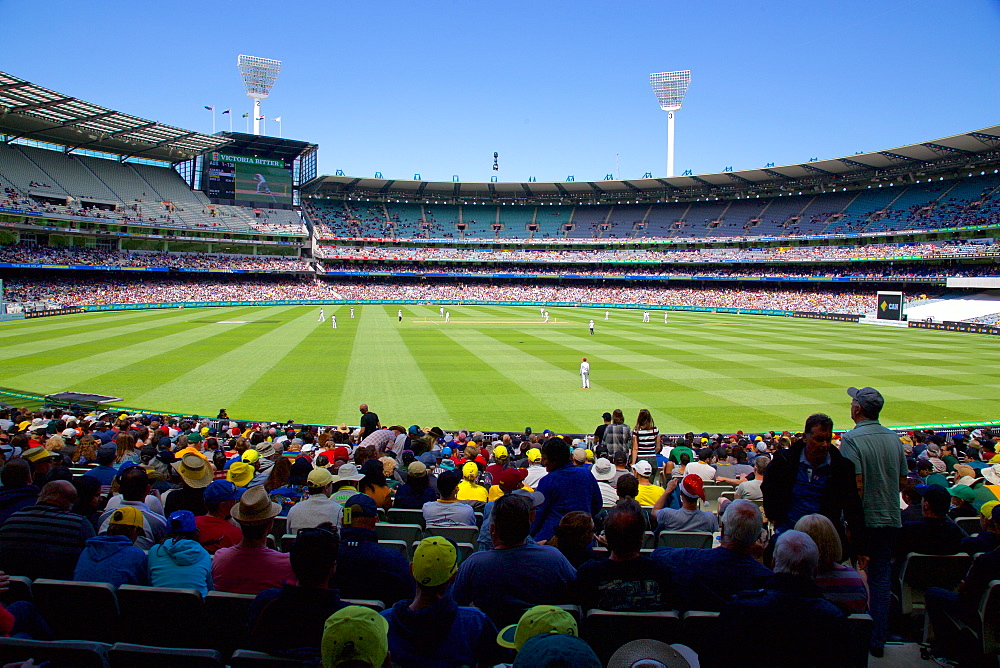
[211,108,216,134]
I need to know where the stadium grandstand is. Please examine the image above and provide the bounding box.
[3,67,1000,668]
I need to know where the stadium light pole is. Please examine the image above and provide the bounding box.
[237,55,282,136]
[649,70,691,177]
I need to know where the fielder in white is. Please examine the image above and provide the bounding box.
[445,311,450,323]
[664,311,669,324]
[331,315,337,329]
[440,305,444,317]
[604,310,609,321]
[350,307,355,318]
[398,309,403,322]
[642,311,650,322]
[543,311,549,323]
[580,357,590,388]
[318,308,325,322]
[589,320,595,335]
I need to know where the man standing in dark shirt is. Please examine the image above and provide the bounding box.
[576,500,676,611]
[359,404,380,440]
[593,413,612,455]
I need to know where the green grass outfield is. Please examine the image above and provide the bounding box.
[1,304,998,434]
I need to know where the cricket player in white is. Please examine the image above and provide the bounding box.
[642,311,650,322]
[440,305,444,317]
[543,311,549,323]
[331,315,337,329]
[350,307,355,318]
[445,311,450,323]
[604,310,609,321]
[580,358,590,388]
[318,308,325,322]
[589,320,595,335]
[664,311,669,324]
[398,309,403,322]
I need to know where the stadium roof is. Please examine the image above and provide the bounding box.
[214,132,318,164]
[302,124,1000,203]
[0,71,229,162]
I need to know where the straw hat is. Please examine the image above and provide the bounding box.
[230,485,281,523]
[172,453,213,488]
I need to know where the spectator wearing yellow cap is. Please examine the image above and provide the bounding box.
[497,604,578,653]
[73,505,148,588]
[287,468,344,534]
[456,462,488,505]
[961,499,1000,554]
[485,444,511,482]
[322,605,390,668]
[227,461,255,488]
[381,537,503,666]
[523,448,547,489]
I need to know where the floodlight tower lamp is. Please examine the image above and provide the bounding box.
[237,54,282,136]
[650,70,691,177]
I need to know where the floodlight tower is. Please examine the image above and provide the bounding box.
[237,54,282,136]
[649,70,691,177]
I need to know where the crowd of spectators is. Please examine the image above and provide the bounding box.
[0,244,310,272]
[1,275,911,314]
[0,391,997,665]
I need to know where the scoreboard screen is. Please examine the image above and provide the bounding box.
[203,152,292,205]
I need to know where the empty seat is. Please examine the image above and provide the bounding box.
[680,610,719,657]
[386,508,425,527]
[657,531,714,549]
[844,614,874,668]
[0,637,110,668]
[229,649,314,667]
[423,525,479,545]
[116,585,206,648]
[581,609,681,665]
[32,579,119,643]
[410,541,475,563]
[341,598,385,612]
[374,523,423,545]
[109,642,222,667]
[898,552,973,643]
[378,540,410,559]
[270,516,288,539]
[204,591,255,658]
[701,486,730,513]
[280,534,296,553]
[0,575,32,605]
[955,517,982,535]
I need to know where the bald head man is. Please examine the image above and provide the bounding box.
[38,480,78,510]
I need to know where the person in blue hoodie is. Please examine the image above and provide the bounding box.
[147,510,213,596]
[73,506,148,587]
[382,537,503,667]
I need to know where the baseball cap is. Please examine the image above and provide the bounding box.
[61,428,77,439]
[497,467,529,492]
[321,606,389,668]
[493,445,509,459]
[109,506,144,528]
[526,448,542,463]
[512,488,545,509]
[332,446,350,461]
[756,442,768,453]
[602,412,612,421]
[515,634,602,668]
[917,484,952,515]
[167,510,197,533]
[204,480,244,504]
[948,484,976,503]
[307,468,335,488]
[241,449,260,464]
[572,448,587,463]
[679,474,706,501]
[462,462,479,479]
[612,450,627,464]
[407,461,428,478]
[632,460,652,477]
[497,605,579,650]
[411,536,459,587]
[847,386,885,416]
[344,493,378,522]
[592,457,615,481]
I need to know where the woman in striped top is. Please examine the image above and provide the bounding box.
[630,408,661,470]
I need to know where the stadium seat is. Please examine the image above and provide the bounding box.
[204,591,256,658]
[410,540,475,563]
[898,552,973,643]
[32,579,119,643]
[0,637,110,668]
[980,579,1000,660]
[657,531,714,549]
[844,614,874,668]
[229,649,314,667]
[378,539,410,559]
[342,598,385,612]
[116,585,206,648]
[386,508,425,527]
[679,610,718,657]
[581,609,681,665]
[642,531,656,549]
[280,533,296,553]
[374,523,423,545]
[955,517,981,535]
[270,516,287,539]
[701,486,730,513]
[423,525,479,545]
[109,643,222,667]
[0,575,32,605]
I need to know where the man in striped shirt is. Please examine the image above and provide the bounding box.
[0,480,95,580]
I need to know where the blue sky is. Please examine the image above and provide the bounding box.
[3,0,999,183]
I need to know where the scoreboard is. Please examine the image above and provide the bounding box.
[205,157,236,200]
[202,152,292,206]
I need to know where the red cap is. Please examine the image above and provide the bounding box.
[680,474,706,501]
[582,358,587,361]
[497,468,529,492]
[333,446,350,461]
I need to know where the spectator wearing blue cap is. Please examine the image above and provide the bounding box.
[332,493,413,607]
[196,480,244,554]
[147,510,213,595]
